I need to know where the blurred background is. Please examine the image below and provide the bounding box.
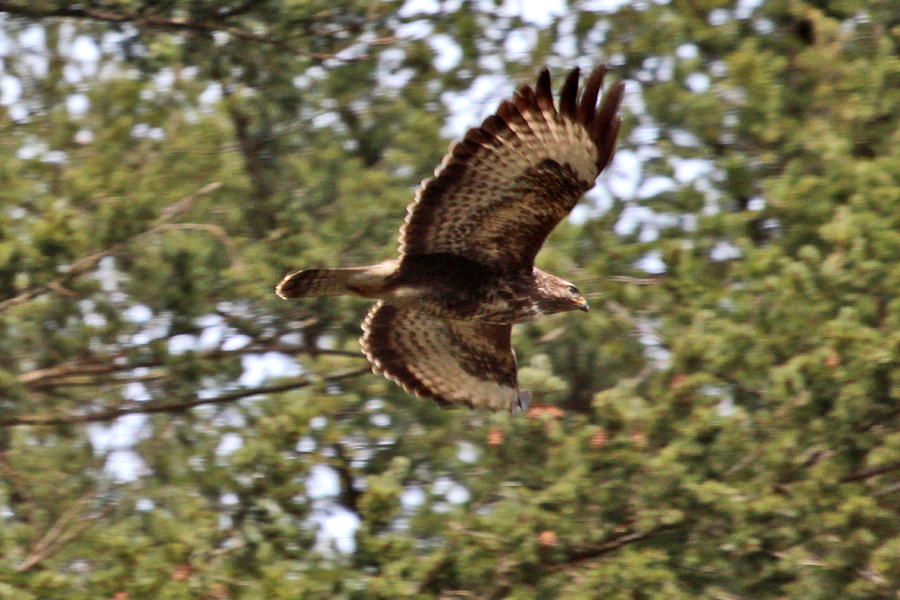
[3,0,900,598]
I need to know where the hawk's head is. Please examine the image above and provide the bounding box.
[535,273,589,315]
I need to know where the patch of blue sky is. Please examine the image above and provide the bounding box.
[88,413,149,482]
[305,464,361,554]
[239,352,302,387]
[0,73,21,105]
[429,34,462,72]
[215,432,244,458]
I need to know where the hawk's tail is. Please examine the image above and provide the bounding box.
[276,260,398,299]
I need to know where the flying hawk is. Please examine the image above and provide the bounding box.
[278,64,624,410]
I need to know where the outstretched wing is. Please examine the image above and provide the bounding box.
[399,64,624,271]
[361,302,520,410]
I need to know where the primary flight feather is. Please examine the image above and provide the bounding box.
[278,64,624,410]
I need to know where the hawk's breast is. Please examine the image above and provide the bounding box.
[387,253,540,323]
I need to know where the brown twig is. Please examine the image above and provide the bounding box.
[18,343,364,388]
[331,443,362,515]
[544,524,680,570]
[0,367,370,427]
[841,462,900,483]
[0,2,396,60]
[22,370,169,388]
[608,275,663,285]
[0,182,221,315]
[15,491,98,572]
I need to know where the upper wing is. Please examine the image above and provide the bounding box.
[361,302,520,410]
[399,64,624,271]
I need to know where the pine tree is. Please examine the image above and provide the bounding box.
[3,1,900,598]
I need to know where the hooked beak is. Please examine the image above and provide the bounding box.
[574,295,589,312]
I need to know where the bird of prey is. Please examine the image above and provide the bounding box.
[277,64,624,411]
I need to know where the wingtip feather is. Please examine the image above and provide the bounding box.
[592,80,625,150]
[598,115,621,172]
[535,68,555,114]
[398,61,624,264]
[577,63,607,128]
[559,67,580,118]
[514,84,538,114]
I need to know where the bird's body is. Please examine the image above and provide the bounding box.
[278,63,623,410]
[279,253,580,323]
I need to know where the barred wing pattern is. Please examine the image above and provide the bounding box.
[361,302,519,410]
[399,64,624,271]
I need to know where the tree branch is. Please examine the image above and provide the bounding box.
[15,491,98,572]
[0,182,221,316]
[841,462,900,483]
[332,443,362,515]
[544,524,681,570]
[18,343,364,388]
[0,367,370,427]
[0,2,396,60]
[608,275,663,285]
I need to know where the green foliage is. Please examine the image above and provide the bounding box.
[3,0,900,598]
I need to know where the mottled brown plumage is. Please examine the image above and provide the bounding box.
[277,64,624,410]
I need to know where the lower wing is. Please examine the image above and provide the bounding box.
[361,302,522,410]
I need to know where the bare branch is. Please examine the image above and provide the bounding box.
[0,368,370,427]
[0,182,221,315]
[842,462,900,483]
[18,343,365,388]
[0,2,396,60]
[215,0,270,19]
[544,524,680,570]
[608,275,663,285]
[15,492,97,572]
[331,443,362,515]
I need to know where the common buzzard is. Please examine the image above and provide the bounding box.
[278,64,624,410]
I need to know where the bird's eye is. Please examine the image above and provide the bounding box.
[568,284,579,294]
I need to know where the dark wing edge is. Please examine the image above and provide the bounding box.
[398,63,625,269]
[360,302,520,411]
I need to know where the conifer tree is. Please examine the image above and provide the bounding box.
[2,1,900,598]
